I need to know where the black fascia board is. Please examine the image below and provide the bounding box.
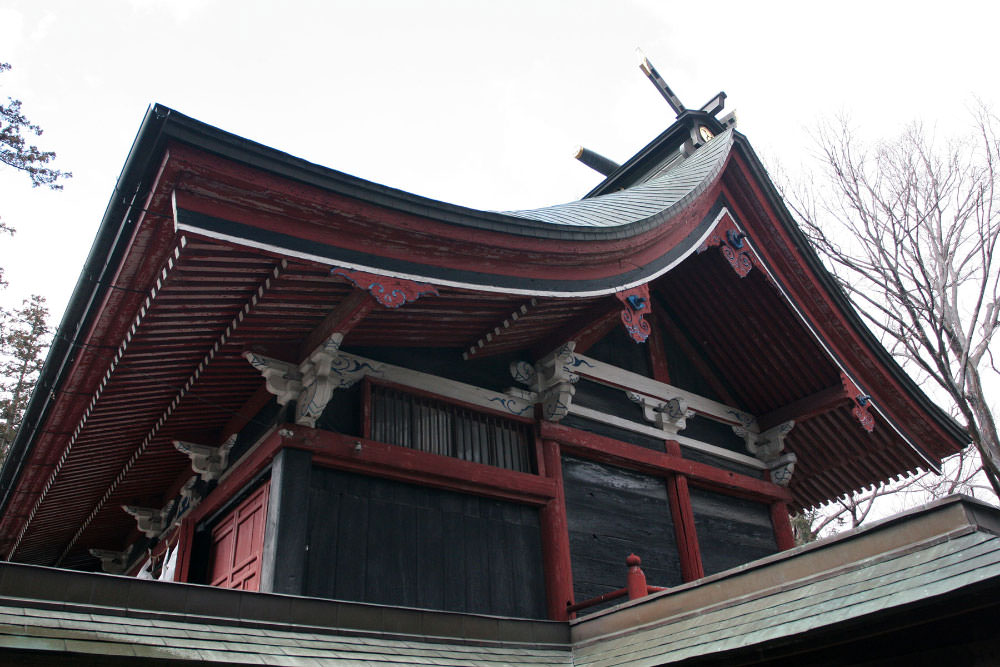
[0,104,175,519]
[583,109,727,199]
[730,133,969,452]
[154,106,706,243]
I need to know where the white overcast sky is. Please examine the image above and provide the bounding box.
[2,0,999,323]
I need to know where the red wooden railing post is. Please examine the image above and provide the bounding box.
[626,553,648,600]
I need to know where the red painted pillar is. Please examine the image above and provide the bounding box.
[664,438,705,582]
[625,554,648,600]
[667,474,705,581]
[771,501,796,551]
[174,516,196,583]
[539,439,575,620]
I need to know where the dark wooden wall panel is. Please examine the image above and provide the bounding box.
[586,327,653,378]
[260,447,312,595]
[690,486,778,575]
[304,466,546,618]
[680,415,747,453]
[682,446,763,479]
[561,415,665,452]
[561,455,682,603]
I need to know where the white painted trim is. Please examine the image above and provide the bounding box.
[567,404,767,470]
[173,190,729,299]
[336,352,535,418]
[570,353,755,428]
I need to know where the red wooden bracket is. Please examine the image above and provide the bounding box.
[698,216,755,278]
[331,268,439,308]
[615,284,651,343]
[841,372,875,432]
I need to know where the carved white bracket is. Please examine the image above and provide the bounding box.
[733,420,797,486]
[89,548,128,575]
[244,353,302,405]
[627,392,694,435]
[122,501,175,538]
[174,434,236,481]
[244,333,371,428]
[510,342,580,422]
[767,452,797,486]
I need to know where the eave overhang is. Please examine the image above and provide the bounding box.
[0,105,969,567]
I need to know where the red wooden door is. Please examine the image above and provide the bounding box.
[208,482,269,591]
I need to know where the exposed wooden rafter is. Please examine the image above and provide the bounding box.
[49,259,286,566]
[8,238,190,561]
[464,298,538,360]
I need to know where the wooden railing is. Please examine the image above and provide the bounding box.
[565,554,666,614]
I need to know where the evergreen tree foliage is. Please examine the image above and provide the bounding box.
[0,295,49,464]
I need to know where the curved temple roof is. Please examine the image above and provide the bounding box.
[0,104,968,567]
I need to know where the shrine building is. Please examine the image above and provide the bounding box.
[1,69,998,665]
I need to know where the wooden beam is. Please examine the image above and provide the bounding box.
[298,287,375,360]
[652,300,740,407]
[757,384,849,432]
[647,325,671,384]
[289,425,557,506]
[531,298,621,359]
[540,421,792,503]
[221,384,275,441]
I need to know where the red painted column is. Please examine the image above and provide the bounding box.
[771,500,796,551]
[539,439,575,620]
[663,435,704,582]
[174,516,196,583]
[667,474,705,581]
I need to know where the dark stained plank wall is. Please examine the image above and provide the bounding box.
[689,486,778,576]
[304,466,547,618]
[561,455,683,603]
[585,327,653,378]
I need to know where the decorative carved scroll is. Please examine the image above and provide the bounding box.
[244,333,372,428]
[615,284,652,343]
[767,452,797,486]
[331,268,439,308]
[698,217,755,278]
[841,372,875,432]
[510,342,580,422]
[627,392,693,435]
[122,501,175,538]
[174,434,236,482]
[734,420,797,487]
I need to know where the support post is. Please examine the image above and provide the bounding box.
[539,439,575,620]
[667,474,704,581]
[770,500,796,551]
[260,447,313,595]
[175,516,195,584]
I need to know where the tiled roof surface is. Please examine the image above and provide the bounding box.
[501,130,732,228]
[573,530,1000,666]
[0,602,572,665]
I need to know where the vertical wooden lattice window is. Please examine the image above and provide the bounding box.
[370,383,535,473]
[208,482,270,591]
